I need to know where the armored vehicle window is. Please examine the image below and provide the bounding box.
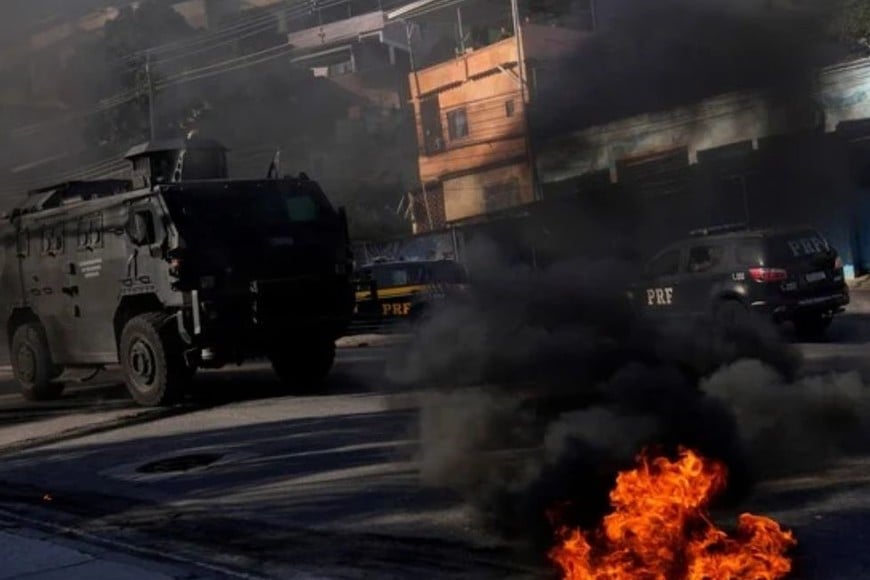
[646,249,681,278]
[77,213,103,250]
[688,245,723,274]
[40,225,64,255]
[128,211,157,246]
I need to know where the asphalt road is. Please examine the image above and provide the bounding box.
[0,317,867,578]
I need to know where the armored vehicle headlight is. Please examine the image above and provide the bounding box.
[200,275,216,289]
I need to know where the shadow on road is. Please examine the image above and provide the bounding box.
[0,401,530,578]
[0,347,395,428]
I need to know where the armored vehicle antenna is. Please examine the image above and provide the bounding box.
[267,149,281,179]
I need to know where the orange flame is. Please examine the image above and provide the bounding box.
[549,448,796,579]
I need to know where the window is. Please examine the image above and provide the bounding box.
[688,245,723,274]
[420,97,444,154]
[77,213,103,251]
[483,178,521,212]
[646,249,681,278]
[41,225,64,256]
[735,242,762,266]
[370,264,427,289]
[128,211,156,246]
[447,108,469,140]
[285,197,318,222]
[505,100,515,117]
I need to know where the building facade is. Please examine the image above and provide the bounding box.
[534,58,870,275]
[401,19,584,233]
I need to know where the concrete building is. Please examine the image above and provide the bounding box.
[534,58,870,275]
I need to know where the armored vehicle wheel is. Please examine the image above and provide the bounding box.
[120,313,191,407]
[269,337,336,392]
[11,322,65,401]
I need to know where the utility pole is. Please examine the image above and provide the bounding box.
[511,0,542,201]
[145,52,156,142]
[457,6,465,54]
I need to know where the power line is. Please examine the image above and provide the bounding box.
[11,0,395,136]
[120,0,300,63]
[155,41,298,88]
[145,0,384,71]
[121,0,402,67]
[11,90,142,138]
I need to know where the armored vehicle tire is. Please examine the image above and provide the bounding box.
[11,322,65,401]
[120,313,190,407]
[793,313,832,340]
[269,338,336,392]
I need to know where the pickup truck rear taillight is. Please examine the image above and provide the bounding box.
[748,267,788,283]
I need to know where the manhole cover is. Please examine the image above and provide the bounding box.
[136,453,224,474]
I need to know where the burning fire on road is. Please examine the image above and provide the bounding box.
[548,448,796,579]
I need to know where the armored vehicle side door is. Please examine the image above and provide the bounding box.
[10,225,32,309]
[63,209,121,363]
[32,220,76,363]
[120,198,168,298]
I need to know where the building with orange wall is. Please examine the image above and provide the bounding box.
[391,2,587,233]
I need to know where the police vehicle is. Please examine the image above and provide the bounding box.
[632,223,849,336]
[352,258,467,331]
[0,136,354,406]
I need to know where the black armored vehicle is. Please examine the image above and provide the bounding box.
[632,223,849,337]
[1,136,354,406]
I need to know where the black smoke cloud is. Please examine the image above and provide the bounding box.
[531,0,843,139]
[391,236,870,553]
[390,0,870,555]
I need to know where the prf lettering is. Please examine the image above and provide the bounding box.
[646,287,674,306]
[787,237,826,257]
[382,302,412,316]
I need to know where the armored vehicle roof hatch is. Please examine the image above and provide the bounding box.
[124,135,228,189]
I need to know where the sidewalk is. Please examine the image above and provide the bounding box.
[0,510,256,580]
[0,528,179,579]
[849,274,870,291]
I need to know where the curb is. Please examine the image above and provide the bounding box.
[335,334,411,349]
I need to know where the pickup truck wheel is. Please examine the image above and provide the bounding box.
[11,322,65,401]
[269,337,336,392]
[793,313,832,340]
[716,300,750,329]
[120,313,189,406]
